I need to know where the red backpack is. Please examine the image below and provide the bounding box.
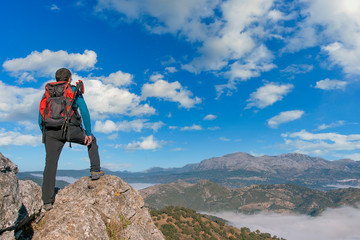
[39,80,84,137]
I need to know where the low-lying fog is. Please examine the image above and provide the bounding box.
[206,206,360,240]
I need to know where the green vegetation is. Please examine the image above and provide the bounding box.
[150,206,286,240]
[142,181,360,216]
[105,214,132,240]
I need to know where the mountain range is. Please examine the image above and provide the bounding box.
[140,180,360,216]
[18,152,360,190]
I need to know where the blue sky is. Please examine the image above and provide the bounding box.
[1,0,360,172]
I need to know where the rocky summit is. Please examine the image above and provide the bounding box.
[0,153,164,240]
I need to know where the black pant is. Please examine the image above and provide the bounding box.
[42,125,101,204]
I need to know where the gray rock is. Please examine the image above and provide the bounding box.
[33,175,164,240]
[0,153,42,239]
[0,153,22,234]
[0,230,15,240]
[17,180,42,228]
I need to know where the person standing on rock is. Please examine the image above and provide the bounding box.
[38,68,104,211]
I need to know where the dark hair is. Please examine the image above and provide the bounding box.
[55,68,72,82]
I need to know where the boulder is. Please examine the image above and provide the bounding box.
[0,153,42,239]
[33,175,164,240]
[0,153,22,233]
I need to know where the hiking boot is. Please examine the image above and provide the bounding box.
[44,203,53,211]
[90,170,104,180]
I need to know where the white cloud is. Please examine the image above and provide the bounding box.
[315,78,348,90]
[141,74,201,109]
[3,49,97,82]
[268,110,304,128]
[286,0,360,75]
[0,81,43,122]
[171,147,185,152]
[316,120,345,130]
[95,0,219,37]
[204,114,217,121]
[95,0,281,95]
[246,83,294,109]
[210,207,360,240]
[165,67,177,73]
[124,135,163,151]
[281,64,314,74]
[219,137,230,142]
[341,153,360,161]
[94,119,164,134]
[0,70,154,126]
[0,129,41,147]
[50,4,61,11]
[19,121,38,131]
[97,70,134,87]
[107,133,118,140]
[282,129,360,155]
[102,161,132,171]
[75,77,155,118]
[181,124,202,131]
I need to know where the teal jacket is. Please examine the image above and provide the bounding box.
[38,86,92,136]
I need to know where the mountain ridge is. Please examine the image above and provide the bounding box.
[18,151,360,190]
[140,179,360,216]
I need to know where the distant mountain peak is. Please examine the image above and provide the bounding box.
[223,152,255,158]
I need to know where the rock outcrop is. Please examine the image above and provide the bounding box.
[0,153,42,239]
[33,175,164,239]
[0,153,165,239]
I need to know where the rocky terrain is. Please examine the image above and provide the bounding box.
[0,153,164,240]
[0,153,43,239]
[141,179,360,215]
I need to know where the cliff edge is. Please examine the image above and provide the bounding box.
[0,153,164,240]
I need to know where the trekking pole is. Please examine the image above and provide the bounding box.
[61,80,84,144]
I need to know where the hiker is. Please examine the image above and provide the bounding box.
[38,68,104,210]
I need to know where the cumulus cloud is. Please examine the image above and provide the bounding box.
[74,76,155,118]
[286,0,360,75]
[268,110,304,128]
[0,129,41,147]
[124,135,163,151]
[3,49,97,82]
[204,114,217,121]
[0,72,154,126]
[315,78,348,90]
[97,70,134,87]
[209,207,360,240]
[282,129,360,155]
[181,124,202,131]
[94,119,164,134]
[95,0,282,95]
[141,74,201,109]
[0,81,43,122]
[246,83,294,109]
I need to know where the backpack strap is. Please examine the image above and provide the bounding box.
[61,80,84,147]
